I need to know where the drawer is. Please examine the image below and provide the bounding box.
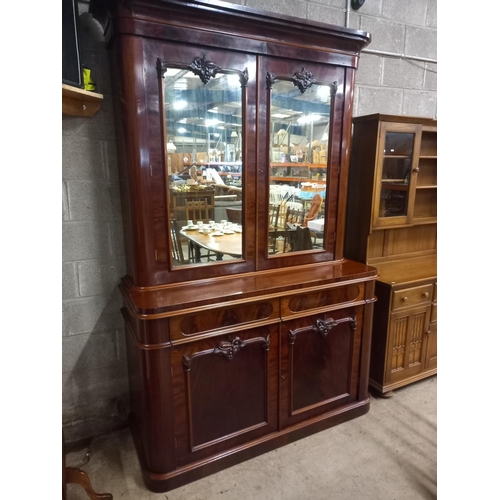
[392,284,433,311]
[169,299,280,342]
[281,283,364,318]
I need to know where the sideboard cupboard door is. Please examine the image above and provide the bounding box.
[424,321,437,371]
[279,306,364,429]
[171,325,279,466]
[385,304,432,385]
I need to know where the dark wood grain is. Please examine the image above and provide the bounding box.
[88,0,375,492]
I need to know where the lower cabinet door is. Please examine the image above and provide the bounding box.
[385,304,431,384]
[424,321,437,371]
[171,324,279,466]
[280,306,364,428]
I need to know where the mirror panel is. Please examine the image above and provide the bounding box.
[162,66,244,268]
[268,79,331,254]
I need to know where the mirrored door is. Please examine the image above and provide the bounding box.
[159,54,250,269]
[257,58,344,268]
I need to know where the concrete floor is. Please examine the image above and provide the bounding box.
[65,376,437,500]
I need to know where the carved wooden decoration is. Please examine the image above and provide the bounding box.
[183,335,270,368]
[158,56,249,87]
[289,316,357,344]
[291,67,316,93]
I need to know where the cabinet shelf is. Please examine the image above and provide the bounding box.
[381,183,409,191]
[413,216,437,225]
[270,177,308,182]
[416,185,437,189]
[383,154,411,159]
[270,162,327,169]
[62,84,103,117]
[197,161,243,166]
[419,155,437,160]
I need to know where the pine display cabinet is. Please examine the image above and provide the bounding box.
[345,114,437,397]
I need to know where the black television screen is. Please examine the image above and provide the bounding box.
[62,0,82,87]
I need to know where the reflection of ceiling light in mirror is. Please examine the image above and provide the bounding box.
[173,100,187,110]
[166,142,177,152]
[207,107,219,113]
[271,113,291,118]
[231,131,238,138]
[178,118,187,123]
[178,127,187,133]
[217,126,225,130]
[317,86,330,100]
[297,114,321,124]
[226,74,241,86]
[205,118,220,126]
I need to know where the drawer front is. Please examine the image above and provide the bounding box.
[392,284,433,311]
[281,283,365,318]
[170,299,280,342]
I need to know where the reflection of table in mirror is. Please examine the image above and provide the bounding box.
[181,229,242,261]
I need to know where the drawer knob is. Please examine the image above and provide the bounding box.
[413,167,420,173]
[423,292,429,298]
[402,296,408,302]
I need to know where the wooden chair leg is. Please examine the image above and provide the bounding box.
[65,467,113,500]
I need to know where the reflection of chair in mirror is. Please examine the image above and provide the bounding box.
[285,207,305,226]
[185,200,214,262]
[269,204,280,230]
[288,226,313,251]
[170,219,187,265]
[268,229,291,255]
[226,207,242,224]
[304,194,322,227]
[185,200,209,223]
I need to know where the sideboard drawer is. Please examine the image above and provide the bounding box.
[392,284,433,311]
[281,283,364,318]
[169,299,280,342]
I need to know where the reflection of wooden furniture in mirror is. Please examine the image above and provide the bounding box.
[171,188,215,228]
[225,207,242,224]
[185,201,209,223]
[91,0,375,493]
[345,114,437,397]
[170,219,187,265]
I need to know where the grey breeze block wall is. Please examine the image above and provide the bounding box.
[62,0,437,444]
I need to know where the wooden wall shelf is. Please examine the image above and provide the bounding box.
[62,84,103,117]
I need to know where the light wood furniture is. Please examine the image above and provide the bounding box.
[90,0,375,492]
[345,114,437,397]
[63,431,112,500]
[62,84,103,117]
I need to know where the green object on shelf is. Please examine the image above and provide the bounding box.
[83,67,95,91]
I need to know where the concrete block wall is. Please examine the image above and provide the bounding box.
[62,0,437,444]
[62,4,129,443]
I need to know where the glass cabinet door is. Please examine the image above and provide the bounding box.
[372,122,423,228]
